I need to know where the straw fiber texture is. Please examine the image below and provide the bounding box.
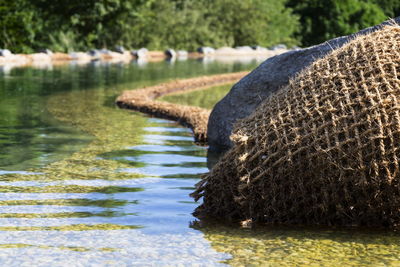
[116,72,248,144]
[192,25,400,228]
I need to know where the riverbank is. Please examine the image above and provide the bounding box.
[116,72,248,144]
[0,46,288,68]
[2,50,400,266]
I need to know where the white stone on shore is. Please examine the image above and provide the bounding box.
[270,44,287,50]
[131,48,148,59]
[29,53,52,63]
[177,50,188,59]
[88,49,101,59]
[197,47,215,55]
[165,49,176,59]
[235,46,254,52]
[38,49,53,56]
[0,49,12,57]
[115,45,125,54]
[69,52,92,62]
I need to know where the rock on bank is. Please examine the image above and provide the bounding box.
[193,24,400,229]
[208,17,400,151]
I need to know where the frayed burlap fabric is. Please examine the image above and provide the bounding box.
[192,25,400,228]
[116,72,248,144]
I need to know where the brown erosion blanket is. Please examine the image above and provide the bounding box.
[192,25,400,229]
[116,72,248,144]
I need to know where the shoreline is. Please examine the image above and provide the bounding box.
[115,72,249,144]
[0,47,288,68]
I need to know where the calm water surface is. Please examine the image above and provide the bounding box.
[0,59,400,266]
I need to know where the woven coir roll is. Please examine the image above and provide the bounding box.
[192,25,400,228]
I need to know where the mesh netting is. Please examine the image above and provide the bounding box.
[192,25,400,228]
[116,72,248,143]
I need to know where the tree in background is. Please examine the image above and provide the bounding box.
[1,0,398,53]
[372,0,400,17]
[201,0,298,48]
[0,0,42,53]
[287,0,398,47]
[0,0,299,53]
[124,0,298,50]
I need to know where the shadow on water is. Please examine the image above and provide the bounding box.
[0,59,254,172]
[159,66,400,266]
[192,220,400,266]
[0,58,400,265]
[0,59,261,265]
[158,82,232,169]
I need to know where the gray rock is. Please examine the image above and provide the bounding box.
[115,45,125,54]
[251,45,269,53]
[88,49,101,57]
[251,45,264,50]
[132,48,148,59]
[270,44,287,50]
[197,47,215,55]
[100,48,111,55]
[0,49,12,57]
[208,17,400,151]
[164,49,176,58]
[69,52,91,61]
[38,49,53,55]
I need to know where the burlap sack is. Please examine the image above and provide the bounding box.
[192,25,400,228]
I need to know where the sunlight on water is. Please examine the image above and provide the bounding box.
[0,60,255,266]
[0,59,399,266]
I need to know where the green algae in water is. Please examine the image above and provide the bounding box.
[44,78,400,266]
[0,198,133,207]
[195,224,400,266]
[0,185,143,194]
[0,211,136,219]
[0,224,141,231]
[1,62,400,265]
[0,243,118,253]
[159,80,400,266]
[1,68,233,182]
[0,88,149,182]
[160,83,233,109]
[0,61,257,265]
[0,60,247,176]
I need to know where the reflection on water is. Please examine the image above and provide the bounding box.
[160,83,232,110]
[0,59,257,265]
[0,59,254,172]
[0,117,229,265]
[0,59,399,266]
[194,222,400,266]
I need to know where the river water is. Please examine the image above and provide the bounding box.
[0,59,400,266]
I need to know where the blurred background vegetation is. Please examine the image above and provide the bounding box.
[0,0,398,53]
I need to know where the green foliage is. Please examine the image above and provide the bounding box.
[0,0,298,53]
[372,0,400,17]
[48,31,83,53]
[201,0,299,47]
[288,0,388,46]
[0,0,41,53]
[1,0,397,52]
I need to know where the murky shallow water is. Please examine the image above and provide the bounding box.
[1,59,400,266]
